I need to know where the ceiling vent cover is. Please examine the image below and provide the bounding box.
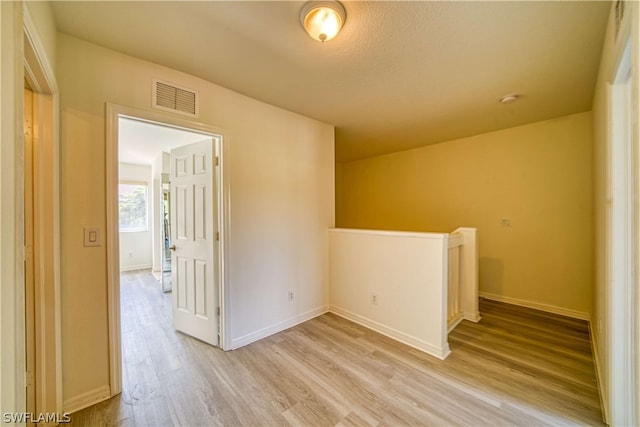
[152,79,199,117]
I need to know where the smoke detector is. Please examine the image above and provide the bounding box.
[500,94,519,104]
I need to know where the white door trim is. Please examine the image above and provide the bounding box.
[105,104,230,396]
[21,3,63,418]
[606,28,637,426]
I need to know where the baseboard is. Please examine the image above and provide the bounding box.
[449,312,481,333]
[448,313,464,333]
[590,324,609,425]
[230,305,329,350]
[63,385,111,414]
[463,312,482,323]
[479,292,590,320]
[120,264,152,272]
[329,305,450,360]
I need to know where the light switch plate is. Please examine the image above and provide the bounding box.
[84,227,101,247]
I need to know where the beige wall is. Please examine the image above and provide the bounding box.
[58,34,334,410]
[1,0,59,417]
[338,112,593,317]
[0,0,26,416]
[330,229,453,359]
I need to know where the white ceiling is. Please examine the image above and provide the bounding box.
[52,1,611,162]
[118,118,211,165]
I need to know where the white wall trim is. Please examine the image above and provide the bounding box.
[329,305,451,360]
[22,4,58,96]
[62,385,111,415]
[105,104,123,397]
[463,312,482,323]
[119,264,153,273]
[23,10,62,414]
[606,15,637,424]
[479,292,590,321]
[452,227,480,324]
[6,3,63,421]
[590,323,608,424]
[230,306,329,350]
[332,227,454,240]
[447,313,464,333]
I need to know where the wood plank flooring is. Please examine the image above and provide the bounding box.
[70,270,603,426]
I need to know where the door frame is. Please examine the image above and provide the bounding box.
[23,4,62,418]
[605,12,638,424]
[105,103,229,396]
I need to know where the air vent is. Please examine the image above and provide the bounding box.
[152,79,199,117]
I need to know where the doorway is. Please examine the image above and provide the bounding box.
[107,105,227,396]
[23,17,62,419]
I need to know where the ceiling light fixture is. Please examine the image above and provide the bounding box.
[300,1,346,43]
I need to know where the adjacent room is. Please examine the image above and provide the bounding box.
[2,1,639,426]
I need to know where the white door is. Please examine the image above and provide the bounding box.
[170,138,219,346]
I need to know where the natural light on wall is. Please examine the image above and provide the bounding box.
[300,1,346,42]
[119,182,148,232]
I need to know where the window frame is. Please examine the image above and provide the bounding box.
[118,180,150,233]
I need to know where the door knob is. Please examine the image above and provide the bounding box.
[169,245,176,251]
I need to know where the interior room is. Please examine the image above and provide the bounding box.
[1,0,638,426]
[117,118,215,287]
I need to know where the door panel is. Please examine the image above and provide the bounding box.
[170,139,218,345]
[176,256,189,310]
[195,260,207,317]
[194,184,206,240]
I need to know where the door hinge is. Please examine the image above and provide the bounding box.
[216,231,220,241]
[216,307,220,316]
[25,370,34,388]
[24,245,33,261]
[215,156,219,167]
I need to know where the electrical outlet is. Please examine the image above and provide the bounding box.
[371,292,378,305]
[288,291,294,302]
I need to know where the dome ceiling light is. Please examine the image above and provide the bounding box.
[300,1,346,43]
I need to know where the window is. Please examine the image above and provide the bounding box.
[119,182,148,232]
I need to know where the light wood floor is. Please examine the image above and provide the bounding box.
[70,270,604,426]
